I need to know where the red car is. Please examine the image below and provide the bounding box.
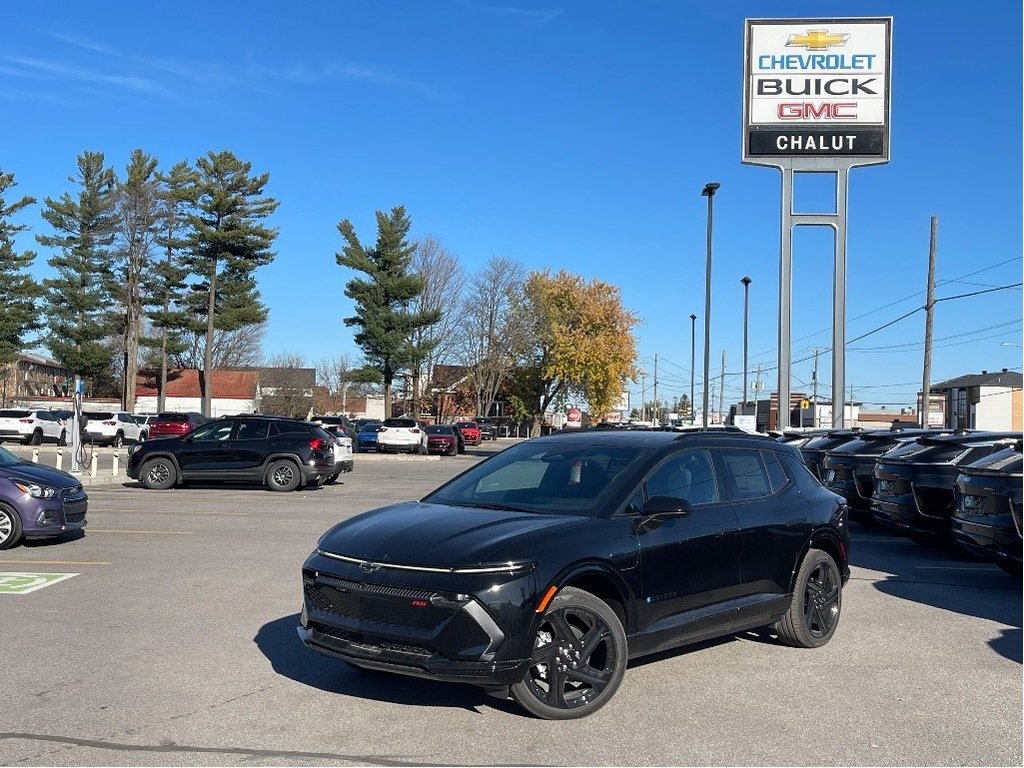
[425,425,460,456]
[455,420,481,446]
[147,412,207,439]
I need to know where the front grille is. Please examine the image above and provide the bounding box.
[304,578,459,632]
[65,510,86,524]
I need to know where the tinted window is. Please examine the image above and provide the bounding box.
[84,411,114,420]
[271,421,309,435]
[645,449,719,506]
[383,418,417,428]
[191,421,234,441]
[719,448,772,500]
[762,450,790,493]
[34,411,54,421]
[426,425,453,434]
[236,420,270,440]
[155,413,187,422]
[0,409,32,418]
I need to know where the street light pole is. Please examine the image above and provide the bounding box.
[689,313,697,425]
[701,182,720,429]
[741,275,751,414]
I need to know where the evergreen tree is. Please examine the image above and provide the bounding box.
[37,151,118,388]
[113,149,161,411]
[336,206,441,417]
[0,169,42,406]
[183,151,278,416]
[142,160,195,411]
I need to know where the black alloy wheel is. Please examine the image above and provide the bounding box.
[141,458,177,490]
[29,430,43,445]
[266,459,301,492]
[776,549,842,648]
[113,431,124,448]
[510,587,627,720]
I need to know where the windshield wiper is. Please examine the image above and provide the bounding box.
[444,500,532,513]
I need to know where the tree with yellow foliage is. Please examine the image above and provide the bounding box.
[515,269,639,435]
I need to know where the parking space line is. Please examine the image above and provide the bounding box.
[0,560,109,565]
[84,528,194,536]
[90,509,249,517]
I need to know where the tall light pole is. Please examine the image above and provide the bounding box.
[740,275,751,414]
[689,313,697,425]
[701,182,720,428]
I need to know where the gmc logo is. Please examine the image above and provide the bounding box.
[777,102,857,120]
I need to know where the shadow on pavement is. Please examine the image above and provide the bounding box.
[253,613,518,716]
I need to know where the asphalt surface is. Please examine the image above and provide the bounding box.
[1,440,1020,766]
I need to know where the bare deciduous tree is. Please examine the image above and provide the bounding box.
[409,235,465,418]
[457,256,528,416]
[175,323,265,370]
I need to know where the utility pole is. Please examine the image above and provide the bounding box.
[653,353,659,426]
[718,350,726,425]
[640,372,646,423]
[921,216,938,428]
[753,364,762,430]
[812,348,821,428]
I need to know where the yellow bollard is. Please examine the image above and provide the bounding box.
[90,453,98,478]
[56,449,63,471]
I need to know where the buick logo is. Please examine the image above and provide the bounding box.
[359,560,382,574]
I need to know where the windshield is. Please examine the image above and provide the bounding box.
[0,446,22,466]
[424,440,650,517]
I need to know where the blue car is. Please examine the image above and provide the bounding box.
[0,445,88,549]
[355,421,382,452]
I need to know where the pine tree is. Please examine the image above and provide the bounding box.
[336,206,441,417]
[142,160,195,411]
[0,169,42,407]
[37,151,118,388]
[183,151,278,416]
[113,149,161,411]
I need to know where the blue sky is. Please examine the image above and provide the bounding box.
[3,1,1021,413]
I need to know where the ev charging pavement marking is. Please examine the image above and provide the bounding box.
[0,572,78,594]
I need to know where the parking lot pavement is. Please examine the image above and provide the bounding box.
[1,443,1020,766]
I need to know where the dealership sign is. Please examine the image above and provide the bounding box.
[743,18,891,165]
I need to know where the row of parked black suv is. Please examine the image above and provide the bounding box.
[784,427,1021,575]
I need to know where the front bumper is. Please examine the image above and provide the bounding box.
[23,489,88,539]
[299,555,536,688]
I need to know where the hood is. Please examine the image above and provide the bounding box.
[317,501,587,567]
[4,461,82,489]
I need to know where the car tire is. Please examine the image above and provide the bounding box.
[113,432,124,448]
[775,548,842,648]
[139,431,147,442]
[266,460,301,492]
[0,503,24,550]
[29,430,43,446]
[141,458,177,490]
[510,586,627,720]
[58,430,67,447]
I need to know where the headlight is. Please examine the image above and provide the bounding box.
[12,480,57,498]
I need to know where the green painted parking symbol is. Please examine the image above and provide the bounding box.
[0,572,78,594]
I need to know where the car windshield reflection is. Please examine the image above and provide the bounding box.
[424,441,649,517]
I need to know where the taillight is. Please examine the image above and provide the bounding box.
[411,428,421,434]
[309,438,326,450]
[19,418,33,424]
[103,421,116,426]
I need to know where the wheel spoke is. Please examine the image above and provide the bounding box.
[548,610,578,645]
[544,661,566,707]
[567,665,612,690]
[530,640,559,665]
[579,622,611,660]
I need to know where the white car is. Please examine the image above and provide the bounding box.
[82,410,147,447]
[0,408,67,445]
[322,425,354,483]
[376,418,428,454]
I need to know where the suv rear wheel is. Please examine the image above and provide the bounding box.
[776,548,842,648]
[266,460,301,492]
[141,458,177,490]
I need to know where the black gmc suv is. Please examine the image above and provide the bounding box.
[127,415,336,491]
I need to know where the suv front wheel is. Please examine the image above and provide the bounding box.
[776,548,842,648]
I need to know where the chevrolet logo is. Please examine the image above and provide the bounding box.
[786,29,850,50]
[359,560,382,573]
